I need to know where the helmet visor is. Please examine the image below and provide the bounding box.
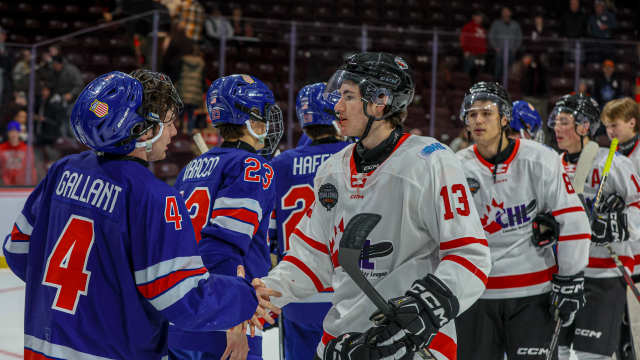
[460,93,507,125]
[324,70,391,106]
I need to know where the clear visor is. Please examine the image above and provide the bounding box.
[459,93,504,124]
[323,70,391,106]
[547,107,577,130]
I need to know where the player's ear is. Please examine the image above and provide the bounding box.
[629,117,636,130]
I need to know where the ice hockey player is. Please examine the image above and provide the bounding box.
[169,74,284,360]
[455,82,591,359]
[599,97,640,360]
[510,100,545,143]
[2,70,280,359]
[268,82,350,358]
[548,93,640,359]
[260,52,492,360]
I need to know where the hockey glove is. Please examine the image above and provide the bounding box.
[368,274,459,353]
[550,272,585,327]
[323,331,411,360]
[590,195,629,246]
[531,213,559,248]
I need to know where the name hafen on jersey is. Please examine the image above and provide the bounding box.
[263,134,491,359]
[457,138,591,298]
[561,148,640,277]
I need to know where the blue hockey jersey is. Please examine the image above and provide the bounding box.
[169,145,274,355]
[269,140,348,342]
[2,151,258,360]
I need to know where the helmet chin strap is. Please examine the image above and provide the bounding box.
[245,120,267,144]
[135,122,164,153]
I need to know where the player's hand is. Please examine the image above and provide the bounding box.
[591,194,629,245]
[368,274,458,352]
[550,272,585,327]
[222,321,249,360]
[247,277,281,337]
[323,331,411,360]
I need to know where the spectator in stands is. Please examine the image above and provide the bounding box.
[204,4,233,41]
[460,11,487,83]
[0,26,13,109]
[488,7,522,81]
[12,108,28,142]
[230,6,254,38]
[519,53,550,122]
[175,0,205,42]
[12,49,31,93]
[593,59,623,108]
[37,45,62,87]
[49,56,83,136]
[529,14,552,57]
[0,121,36,185]
[587,0,616,62]
[35,83,64,146]
[176,43,206,133]
[562,0,587,39]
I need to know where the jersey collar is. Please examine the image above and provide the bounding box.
[473,137,520,173]
[349,133,410,187]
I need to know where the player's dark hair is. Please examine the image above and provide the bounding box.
[129,69,183,125]
[216,123,245,140]
[387,110,408,128]
[303,124,337,139]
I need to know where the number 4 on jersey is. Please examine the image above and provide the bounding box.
[42,215,95,314]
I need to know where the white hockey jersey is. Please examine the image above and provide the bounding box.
[561,142,640,278]
[457,138,591,299]
[621,138,640,275]
[262,134,492,360]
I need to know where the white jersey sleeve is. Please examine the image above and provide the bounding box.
[424,145,492,314]
[540,148,591,276]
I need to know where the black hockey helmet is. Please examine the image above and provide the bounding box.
[459,82,512,124]
[325,52,415,120]
[548,93,600,136]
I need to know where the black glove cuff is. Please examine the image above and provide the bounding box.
[551,271,584,293]
[406,274,459,328]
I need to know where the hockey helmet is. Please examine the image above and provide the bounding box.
[460,82,512,125]
[511,100,544,142]
[296,82,340,128]
[547,93,600,136]
[71,71,151,155]
[206,74,283,155]
[324,52,415,120]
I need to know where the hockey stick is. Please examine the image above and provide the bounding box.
[591,139,640,304]
[546,311,563,360]
[192,132,209,155]
[338,213,434,360]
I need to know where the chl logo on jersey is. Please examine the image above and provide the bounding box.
[480,198,537,234]
[359,240,393,270]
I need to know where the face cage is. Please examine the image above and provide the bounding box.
[460,93,511,125]
[547,107,597,137]
[247,104,283,155]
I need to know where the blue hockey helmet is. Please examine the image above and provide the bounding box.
[71,71,147,155]
[296,82,340,128]
[511,100,544,142]
[206,74,283,155]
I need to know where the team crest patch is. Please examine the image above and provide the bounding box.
[394,56,408,70]
[318,183,338,211]
[466,177,480,195]
[241,74,255,84]
[89,99,109,118]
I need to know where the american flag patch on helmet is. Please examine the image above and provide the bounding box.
[89,99,109,118]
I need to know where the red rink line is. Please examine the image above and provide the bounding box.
[0,348,22,359]
[0,286,24,294]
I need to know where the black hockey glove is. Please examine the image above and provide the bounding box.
[550,272,585,327]
[367,274,459,354]
[531,213,559,248]
[590,194,629,245]
[323,331,411,360]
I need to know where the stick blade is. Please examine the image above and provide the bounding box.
[339,213,382,250]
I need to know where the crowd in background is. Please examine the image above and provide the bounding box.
[0,0,639,185]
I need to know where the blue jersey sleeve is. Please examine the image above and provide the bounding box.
[130,182,258,331]
[3,168,48,281]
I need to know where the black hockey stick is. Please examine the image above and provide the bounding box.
[545,310,562,360]
[338,213,434,360]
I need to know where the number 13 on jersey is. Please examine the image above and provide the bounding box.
[440,184,470,220]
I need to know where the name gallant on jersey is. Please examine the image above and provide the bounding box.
[293,153,331,176]
[182,156,219,181]
[54,170,122,214]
